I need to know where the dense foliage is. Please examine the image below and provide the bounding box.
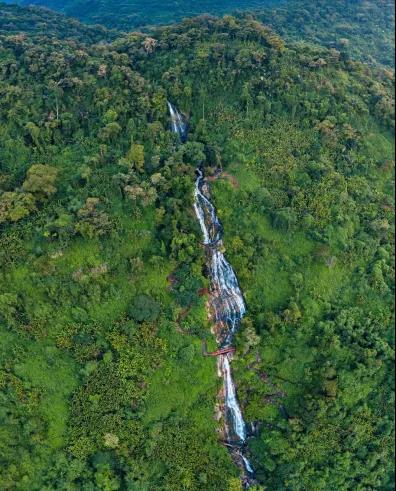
[255,0,395,67]
[0,7,394,491]
[2,0,280,30]
[0,3,117,43]
[2,0,394,67]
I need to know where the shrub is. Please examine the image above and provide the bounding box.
[127,294,160,322]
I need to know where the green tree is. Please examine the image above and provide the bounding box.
[22,164,58,200]
[127,294,160,322]
[0,191,36,223]
[127,143,145,171]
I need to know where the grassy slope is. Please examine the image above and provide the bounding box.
[210,108,394,487]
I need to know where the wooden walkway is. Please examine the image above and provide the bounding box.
[206,346,236,357]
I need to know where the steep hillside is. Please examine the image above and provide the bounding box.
[255,0,395,67]
[2,0,280,29]
[0,3,116,43]
[2,0,394,66]
[0,11,394,491]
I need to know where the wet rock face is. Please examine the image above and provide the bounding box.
[209,249,246,347]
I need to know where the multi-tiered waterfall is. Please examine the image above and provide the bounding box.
[194,170,254,480]
[169,103,254,484]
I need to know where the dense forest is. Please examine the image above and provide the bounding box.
[0,4,394,491]
[255,0,395,67]
[2,0,395,67]
[2,0,281,29]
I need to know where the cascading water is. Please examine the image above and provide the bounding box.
[167,101,188,142]
[222,355,247,442]
[168,103,254,484]
[194,170,254,480]
[242,454,254,474]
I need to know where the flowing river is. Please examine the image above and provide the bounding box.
[169,102,254,485]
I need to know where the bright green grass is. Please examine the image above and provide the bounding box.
[54,239,102,273]
[363,126,394,163]
[246,260,292,311]
[143,337,218,426]
[9,336,78,449]
[303,262,348,301]
[7,264,46,300]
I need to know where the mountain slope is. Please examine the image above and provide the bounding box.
[3,0,280,29]
[3,0,395,66]
[0,9,394,491]
[255,0,395,67]
[0,3,117,42]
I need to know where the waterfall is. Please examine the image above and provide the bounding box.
[210,249,246,346]
[167,101,188,142]
[194,169,254,479]
[168,103,254,482]
[242,454,254,474]
[193,169,222,245]
[222,354,247,442]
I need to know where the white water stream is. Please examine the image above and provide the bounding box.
[167,101,188,142]
[169,103,254,481]
[194,171,246,341]
[193,170,250,447]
